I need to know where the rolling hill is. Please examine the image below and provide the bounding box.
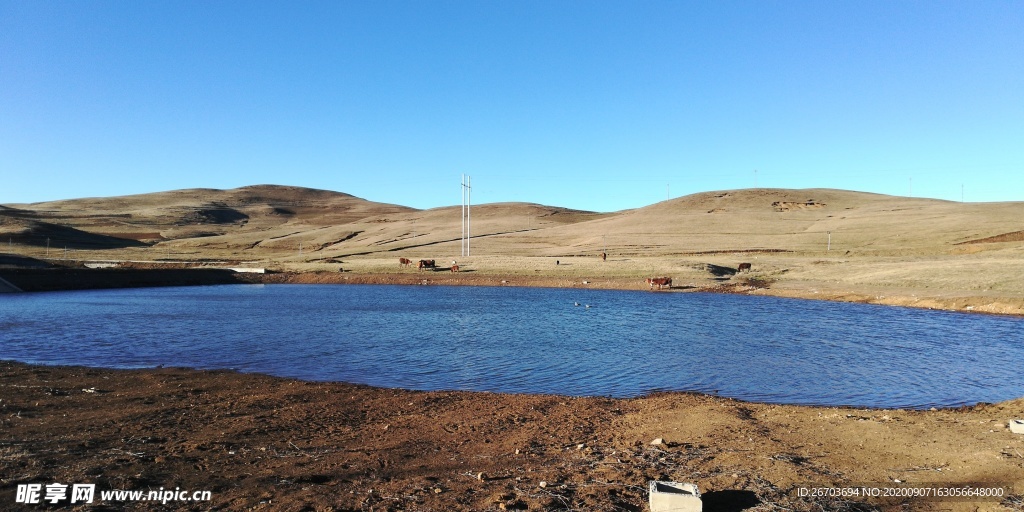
[2,185,1023,263]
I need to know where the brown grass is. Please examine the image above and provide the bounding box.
[3,185,1023,314]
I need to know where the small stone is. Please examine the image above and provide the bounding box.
[539,481,547,488]
[651,438,665,446]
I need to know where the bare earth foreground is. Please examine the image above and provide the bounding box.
[1,362,1022,512]
[3,186,1024,510]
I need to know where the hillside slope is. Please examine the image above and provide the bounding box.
[3,186,1023,261]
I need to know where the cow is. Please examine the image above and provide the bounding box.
[645,277,672,290]
[600,252,607,262]
[399,257,412,267]
[737,262,752,273]
[450,264,460,273]
[418,259,436,270]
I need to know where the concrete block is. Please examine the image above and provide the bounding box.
[648,481,701,512]
[1010,419,1024,434]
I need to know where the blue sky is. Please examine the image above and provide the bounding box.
[2,1,1021,212]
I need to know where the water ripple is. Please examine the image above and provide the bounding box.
[1,285,1022,408]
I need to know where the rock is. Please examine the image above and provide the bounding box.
[539,481,547,488]
[1010,419,1024,434]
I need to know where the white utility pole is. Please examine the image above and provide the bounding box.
[461,175,472,256]
[461,174,465,257]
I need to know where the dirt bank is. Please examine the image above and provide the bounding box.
[1,362,1021,511]
[0,267,259,293]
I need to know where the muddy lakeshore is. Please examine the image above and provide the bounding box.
[1,362,1022,512]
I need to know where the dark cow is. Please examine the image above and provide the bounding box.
[399,257,412,267]
[418,259,436,270]
[600,252,607,262]
[450,264,460,273]
[737,262,752,273]
[645,277,672,290]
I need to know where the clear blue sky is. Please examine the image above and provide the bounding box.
[2,1,1021,212]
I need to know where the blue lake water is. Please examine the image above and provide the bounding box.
[1,284,1022,409]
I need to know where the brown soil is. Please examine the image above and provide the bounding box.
[958,231,1024,245]
[1,362,1021,511]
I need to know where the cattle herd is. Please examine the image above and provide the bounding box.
[399,256,750,288]
[399,258,461,272]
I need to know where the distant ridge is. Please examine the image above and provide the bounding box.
[2,185,1023,259]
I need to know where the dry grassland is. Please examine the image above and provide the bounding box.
[3,185,1023,314]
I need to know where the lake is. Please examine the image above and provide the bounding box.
[2,284,1022,409]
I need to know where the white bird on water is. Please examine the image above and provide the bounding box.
[574,302,580,306]
[585,304,592,309]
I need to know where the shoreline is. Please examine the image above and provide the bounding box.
[3,266,1023,317]
[2,361,1022,511]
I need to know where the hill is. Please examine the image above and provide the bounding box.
[4,186,1023,261]
[3,185,1024,314]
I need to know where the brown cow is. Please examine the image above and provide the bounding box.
[450,264,460,273]
[399,257,411,267]
[600,252,607,262]
[418,259,436,270]
[645,277,672,290]
[737,262,752,273]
